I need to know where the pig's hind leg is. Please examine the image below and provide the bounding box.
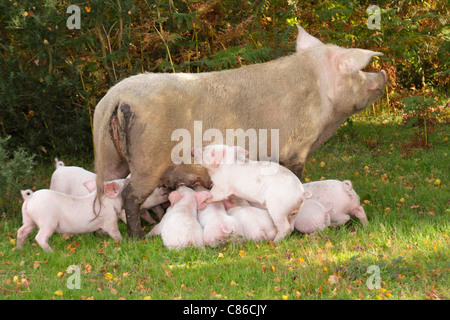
[16,222,36,250]
[35,225,56,253]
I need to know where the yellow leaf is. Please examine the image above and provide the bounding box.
[104,272,113,281]
[54,290,63,296]
[282,295,289,300]
[56,272,64,278]
[85,6,91,12]
[143,296,152,300]
[320,161,326,167]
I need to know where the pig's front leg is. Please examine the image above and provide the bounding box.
[122,183,144,238]
[209,185,232,203]
[102,219,123,240]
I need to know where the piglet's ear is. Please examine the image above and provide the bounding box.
[195,191,212,210]
[168,191,184,206]
[335,49,383,74]
[234,146,249,158]
[303,190,313,200]
[205,148,225,168]
[104,181,120,199]
[222,199,236,210]
[296,25,324,52]
[83,179,97,193]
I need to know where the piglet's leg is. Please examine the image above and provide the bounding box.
[35,227,55,253]
[102,220,123,240]
[209,186,231,202]
[16,224,35,249]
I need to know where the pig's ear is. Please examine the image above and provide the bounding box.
[168,191,184,206]
[209,148,226,167]
[104,181,120,199]
[222,199,236,210]
[303,190,313,200]
[336,49,383,74]
[83,179,97,193]
[195,191,212,210]
[296,25,323,52]
[233,146,249,158]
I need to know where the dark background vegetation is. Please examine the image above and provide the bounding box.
[0,0,448,158]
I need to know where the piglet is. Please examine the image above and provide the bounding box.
[294,199,332,234]
[225,198,277,242]
[195,186,240,247]
[16,179,128,252]
[49,158,96,197]
[303,179,368,226]
[50,159,167,224]
[194,144,308,242]
[147,186,210,250]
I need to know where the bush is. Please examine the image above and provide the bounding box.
[0,0,448,158]
[0,136,35,215]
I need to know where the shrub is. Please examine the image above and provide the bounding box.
[0,136,35,216]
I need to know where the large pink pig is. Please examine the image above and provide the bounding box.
[16,179,128,252]
[147,186,210,250]
[194,144,308,242]
[303,180,368,226]
[294,199,332,234]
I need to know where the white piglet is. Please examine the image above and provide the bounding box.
[194,144,309,242]
[50,159,167,224]
[147,186,210,250]
[224,199,277,242]
[294,199,332,234]
[49,158,96,197]
[303,179,368,226]
[16,179,128,252]
[196,187,240,247]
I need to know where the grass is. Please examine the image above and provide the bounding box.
[0,110,448,300]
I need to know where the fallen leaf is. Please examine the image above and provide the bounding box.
[328,275,340,285]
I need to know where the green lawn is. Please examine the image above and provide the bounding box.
[0,112,448,300]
